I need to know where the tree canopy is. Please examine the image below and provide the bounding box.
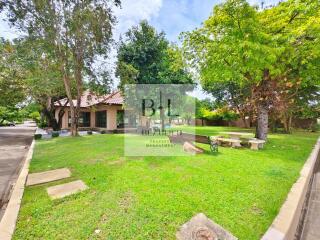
[183,0,320,138]
[116,20,193,88]
[1,0,121,135]
[0,38,26,108]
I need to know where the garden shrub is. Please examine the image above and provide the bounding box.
[34,134,42,140]
[199,106,239,121]
[87,130,93,135]
[310,123,320,132]
[100,130,106,134]
[29,111,41,123]
[52,131,59,137]
[37,119,47,128]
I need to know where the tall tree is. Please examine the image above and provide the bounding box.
[16,39,68,130]
[116,21,193,129]
[1,0,121,135]
[0,38,26,108]
[183,0,320,140]
[260,0,320,132]
[116,21,192,86]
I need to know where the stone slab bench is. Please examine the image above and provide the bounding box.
[248,139,266,150]
[168,132,218,152]
[216,137,242,148]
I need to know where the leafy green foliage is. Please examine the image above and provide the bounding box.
[117,21,193,88]
[86,71,113,95]
[34,134,42,140]
[183,0,281,84]
[16,39,66,103]
[0,38,26,108]
[51,131,60,138]
[29,111,41,123]
[196,103,238,121]
[1,0,121,135]
[183,0,320,137]
[0,106,18,123]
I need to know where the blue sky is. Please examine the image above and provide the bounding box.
[0,0,281,99]
[0,0,281,42]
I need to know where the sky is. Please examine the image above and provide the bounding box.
[0,0,281,99]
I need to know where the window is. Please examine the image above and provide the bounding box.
[117,110,136,128]
[95,111,107,128]
[68,112,90,127]
[80,112,90,127]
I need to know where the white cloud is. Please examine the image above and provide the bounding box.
[113,0,163,39]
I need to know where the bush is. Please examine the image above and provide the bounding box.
[38,119,47,128]
[87,130,93,135]
[310,123,320,132]
[29,111,41,123]
[52,131,59,137]
[0,107,21,123]
[200,107,239,121]
[100,130,106,134]
[34,134,42,140]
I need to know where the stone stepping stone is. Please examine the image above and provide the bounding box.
[26,168,71,186]
[47,180,88,199]
[176,213,238,240]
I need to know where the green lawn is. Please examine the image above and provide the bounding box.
[14,126,319,240]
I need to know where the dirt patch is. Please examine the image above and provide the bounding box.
[108,157,126,165]
[118,191,135,213]
[251,204,264,215]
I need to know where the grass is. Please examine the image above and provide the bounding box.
[13,126,319,240]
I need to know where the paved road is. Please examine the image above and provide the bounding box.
[0,122,36,220]
[300,160,320,240]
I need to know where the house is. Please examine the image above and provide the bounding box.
[54,90,132,131]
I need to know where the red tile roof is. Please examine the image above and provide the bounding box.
[54,90,123,108]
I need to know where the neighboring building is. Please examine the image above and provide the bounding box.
[54,90,130,131]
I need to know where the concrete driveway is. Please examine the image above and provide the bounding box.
[0,122,36,219]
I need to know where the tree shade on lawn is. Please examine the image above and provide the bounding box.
[13,127,319,240]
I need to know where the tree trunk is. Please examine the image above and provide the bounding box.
[57,47,77,136]
[61,70,77,136]
[41,97,61,131]
[42,109,60,131]
[255,69,272,140]
[288,116,292,133]
[255,104,268,140]
[57,109,65,129]
[240,113,249,128]
[269,117,277,133]
[282,114,292,134]
[74,47,84,136]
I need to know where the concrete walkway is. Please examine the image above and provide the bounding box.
[300,161,320,240]
[0,122,36,220]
